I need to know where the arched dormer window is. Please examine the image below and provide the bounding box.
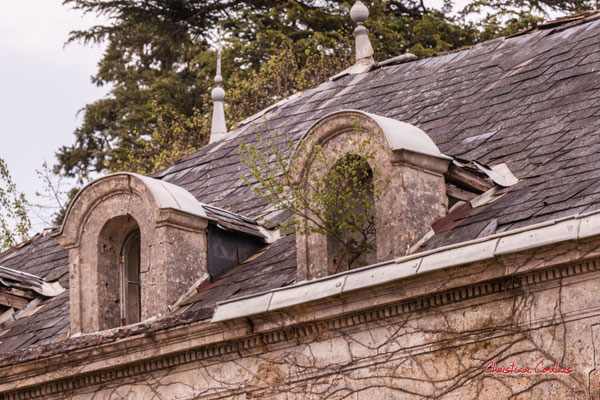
[56,172,271,334]
[56,173,211,334]
[292,110,452,281]
[326,154,376,273]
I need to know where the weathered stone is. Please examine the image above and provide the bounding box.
[293,111,448,281]
[55,173,209,333]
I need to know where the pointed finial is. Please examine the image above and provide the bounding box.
[210,37,227,143]
[350,1,374,66]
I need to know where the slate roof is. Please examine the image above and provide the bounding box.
[2,12,600,359]
[0,231,69,354]
[154,12,600,249]
[0,231,68,287]
[179,234,296,315]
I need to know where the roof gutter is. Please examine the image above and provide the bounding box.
[211,209,600,323]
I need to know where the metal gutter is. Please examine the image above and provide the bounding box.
[211,210,600,323]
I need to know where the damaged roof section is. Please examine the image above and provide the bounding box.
[411,160,517,254]
[172,234,296,315]
[508,10,600,37]
[0,266,64,299]
[0,231,68,289]
[0,265,65,336]
[203,204,277,243]
[0,231,70,355]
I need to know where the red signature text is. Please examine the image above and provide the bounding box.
[484,361,573,375]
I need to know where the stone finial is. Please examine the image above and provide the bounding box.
[350,0,369,23]
[331,1,375,80]
[210,42,227,144]
[351,1,374,66]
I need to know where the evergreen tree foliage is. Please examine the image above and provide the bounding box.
[56,0,595,178]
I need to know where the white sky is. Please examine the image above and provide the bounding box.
[0,1,107,230]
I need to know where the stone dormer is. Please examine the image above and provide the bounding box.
[293,110,451,281]
[55,173,267,334]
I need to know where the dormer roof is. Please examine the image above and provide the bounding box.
[59,173,209,231]
[58,173,273,243]
[301,109,452,161]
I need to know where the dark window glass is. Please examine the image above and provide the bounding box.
[121,231,141,324]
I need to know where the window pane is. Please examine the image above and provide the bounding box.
[121,230,141,325]
[127,283,140,324]
[127,236,140,283]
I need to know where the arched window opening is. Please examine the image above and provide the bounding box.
[98,215,141,330]
[291,110,450,282]
[326,154,376,274]
[120,230,141,325]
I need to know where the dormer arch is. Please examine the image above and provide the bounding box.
[292,110,451,281]
[55,173,209,334]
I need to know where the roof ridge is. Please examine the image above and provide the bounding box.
[218,12,600,136]
[372,11,600,70]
